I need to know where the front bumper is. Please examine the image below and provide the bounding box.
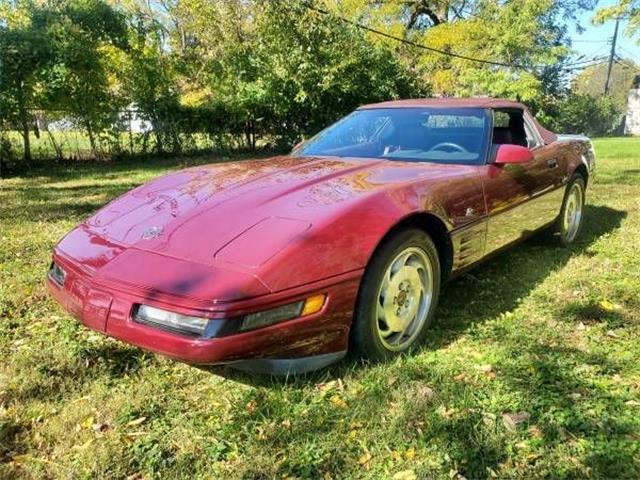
[47,253,360,371]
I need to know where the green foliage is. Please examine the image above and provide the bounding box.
[594,0,640,43]
[572,60,639,113]
[332,0,597,103]
[541,93,623,136]
[0,0,623,164]
[232,0,424,144]
[0,0,128,159]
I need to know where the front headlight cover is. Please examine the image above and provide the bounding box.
[134,304,210,337]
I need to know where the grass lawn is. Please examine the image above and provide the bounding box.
[1,138,639,479]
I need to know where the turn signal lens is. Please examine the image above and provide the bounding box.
[302,294,326,316]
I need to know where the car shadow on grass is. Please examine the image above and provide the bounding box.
[215,203,627,387]
[206,205,634,479]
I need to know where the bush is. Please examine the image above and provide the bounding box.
[541,93,623,137]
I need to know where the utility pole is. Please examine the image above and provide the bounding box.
[604,17,620,94]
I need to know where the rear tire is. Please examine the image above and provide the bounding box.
[351,229,441,362]
[555,175,586,246]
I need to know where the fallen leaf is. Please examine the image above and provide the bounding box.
[599,299,615,311]
[503,412,530,431]
[453,373,466,382]
[479,364,493,373]
[625,400,640,406]
[9,454,30,465]
[358,451,372,466]
[606,330,619,338]
[437,406,456,419]
[126,417,146,427]
[416,386,435,402]
[81,416,94,429]
[393,470,417,480]
[329,395,348,409]
[528,425,542,438]
[482,413,496,426]
[404,447,416,460]
[245,400,257,413]
[576,322,586,331]
[316,380,338,392]
[567,393,582,400]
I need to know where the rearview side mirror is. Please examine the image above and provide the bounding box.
[494,144,534,165]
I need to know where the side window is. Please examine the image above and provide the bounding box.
[492,110,527,147]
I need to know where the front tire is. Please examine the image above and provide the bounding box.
[351,229,441,362]
[555,175,586,246]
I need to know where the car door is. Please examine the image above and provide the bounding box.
[482,109,561,254]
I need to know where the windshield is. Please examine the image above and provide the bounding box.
[295,107,490,164]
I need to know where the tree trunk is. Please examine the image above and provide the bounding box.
[19,108,31,163]
[86,124,98,159]
[37,113,63,160]
[152,118,164,154]
[46,129,63,160]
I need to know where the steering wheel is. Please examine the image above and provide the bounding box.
[428,142,468,153]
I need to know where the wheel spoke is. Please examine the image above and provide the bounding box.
[374,246,434,352]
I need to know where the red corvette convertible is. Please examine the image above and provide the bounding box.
[48,98,595,374]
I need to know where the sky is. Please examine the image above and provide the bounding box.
[569,0,639,68]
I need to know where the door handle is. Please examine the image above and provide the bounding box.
[547,158,558,168]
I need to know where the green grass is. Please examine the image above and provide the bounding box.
[1,138,639,479]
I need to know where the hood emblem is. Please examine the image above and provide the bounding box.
[141,226,163,240]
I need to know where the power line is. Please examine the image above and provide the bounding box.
[304,3,614,73]
[303,2,606,76]
[304,3,540,70]
[565,55,609,66]
[564,60,608,72]
[617,44,640,63]
[614,56,640,73]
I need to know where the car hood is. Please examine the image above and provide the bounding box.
[83,155,386,265]
[57,154,481,299]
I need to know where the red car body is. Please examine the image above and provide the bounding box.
[47,98,595,373]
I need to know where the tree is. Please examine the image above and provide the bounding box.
[42,0,129,156]
[0,8,53,162]
[0,0,128,161]
[326,0,597,104]
[594,0,640,43]
[572,59,639,112]
[543,93,622,136]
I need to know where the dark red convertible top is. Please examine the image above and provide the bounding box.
[359,97,557,144]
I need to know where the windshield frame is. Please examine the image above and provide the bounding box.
[292,107,493,166]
